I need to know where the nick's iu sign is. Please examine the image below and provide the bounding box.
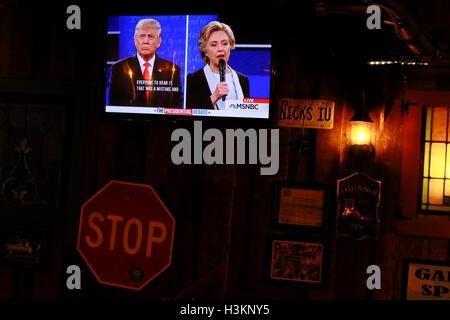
[277,99,334,129]
[336,172,381,240]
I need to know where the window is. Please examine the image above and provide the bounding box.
[420,106,450,212]
[398,90,450,238]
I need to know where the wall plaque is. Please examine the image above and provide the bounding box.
[336,171,381,240]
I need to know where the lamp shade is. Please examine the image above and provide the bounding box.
[350,109,373,123]
[350,88,373,123]
[350,88,374,146]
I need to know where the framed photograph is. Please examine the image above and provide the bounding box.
[401,258,450,300]
[272,182,331,232]
[266,235,327,286]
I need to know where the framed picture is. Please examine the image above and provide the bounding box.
[401,258,450,300]
[272,182,331,232]
[0,102,68,209]
[0,222,49,269]
[266,235,327,287]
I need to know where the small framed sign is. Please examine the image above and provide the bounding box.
[336,171,381,240]
[272,182,331,232]
[266,235,327,286]
[402,258,450,300]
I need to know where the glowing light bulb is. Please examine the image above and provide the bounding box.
[351,121,372,145]
[356,131,367,143]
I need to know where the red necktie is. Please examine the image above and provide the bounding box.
[143,62,150,104]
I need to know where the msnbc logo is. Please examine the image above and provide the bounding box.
[228,104,237,110]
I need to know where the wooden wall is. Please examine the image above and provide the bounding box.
[0,0,448,300]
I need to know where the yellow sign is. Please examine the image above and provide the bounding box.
[277,99,334,129]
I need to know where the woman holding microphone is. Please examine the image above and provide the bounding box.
[186,21,250,110]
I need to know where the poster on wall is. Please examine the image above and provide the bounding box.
[402,259,450,300]
[336,171,381,240]
[267,237,326,286]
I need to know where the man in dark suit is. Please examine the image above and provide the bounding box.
[109,19,182,108]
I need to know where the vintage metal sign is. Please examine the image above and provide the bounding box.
[403,259,450,300]
[336,172,381,240]
[276,99,334,129]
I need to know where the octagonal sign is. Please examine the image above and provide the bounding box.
[77,180,175,291]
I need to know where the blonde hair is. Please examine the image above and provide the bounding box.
[135,19,161,38]
[198,21,235,64]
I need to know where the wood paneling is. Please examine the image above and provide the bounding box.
[399,98,422,219]
[1,1,450,301]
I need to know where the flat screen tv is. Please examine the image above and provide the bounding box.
[104,14,273,120]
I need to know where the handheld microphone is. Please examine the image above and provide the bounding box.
[219,59,226,101]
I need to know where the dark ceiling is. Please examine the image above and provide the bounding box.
[1,0,450,78]
[310,0,450,66]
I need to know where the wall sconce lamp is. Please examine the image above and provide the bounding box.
[350,90,375,160]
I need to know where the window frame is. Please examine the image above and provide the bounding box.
[398,90,450,239]
[417,105,450,215]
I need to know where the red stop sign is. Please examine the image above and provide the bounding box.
[77,180,175,291]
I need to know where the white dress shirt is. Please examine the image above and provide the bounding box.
[203,64,244,110]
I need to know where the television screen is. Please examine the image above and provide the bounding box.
[104,14,272,119]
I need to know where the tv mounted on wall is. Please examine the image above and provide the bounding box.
[104,14,274,120]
